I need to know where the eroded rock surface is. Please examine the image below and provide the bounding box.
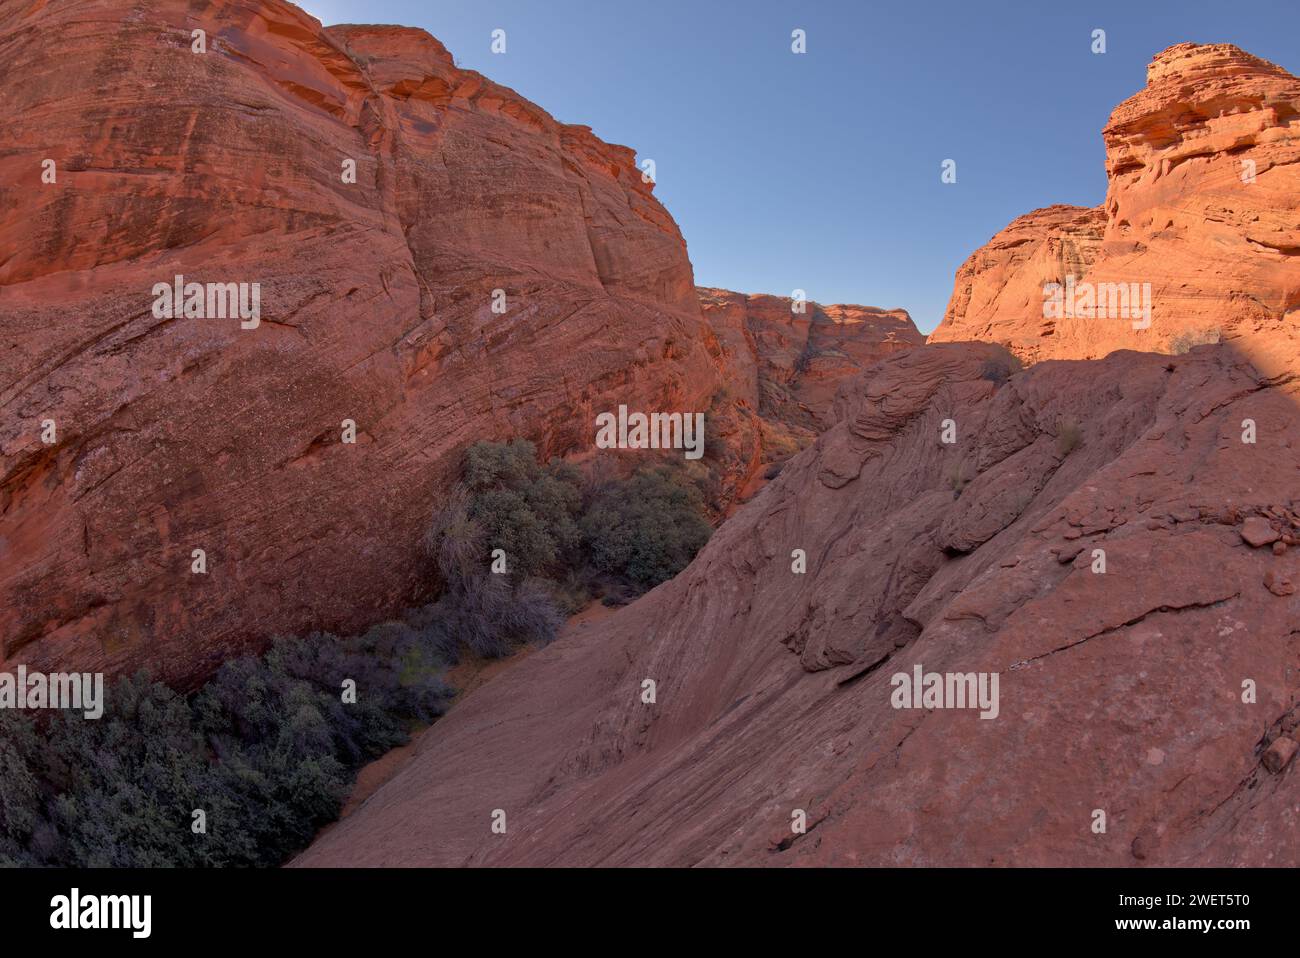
[696,288,922,507]
[0,0,725,685]
[296,334,1300,867]
[0,1,912,685]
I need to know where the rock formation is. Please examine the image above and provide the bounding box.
[932,206,1106,363]
[699,288,919,430]
[696,288,922,506]
[297,331,1300,867]
[931,43,1300,362]
[0,0,726,686]
[297,42,1300,868]
[0,1,912,685]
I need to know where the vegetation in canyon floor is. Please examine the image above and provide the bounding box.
[0,441,713,867]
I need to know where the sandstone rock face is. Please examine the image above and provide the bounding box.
[696,288,922,507]
[0,0,727,686]
[698,288,921,433]
[297,332,1300,867]
[932,206,1106,364]
[0,2,913,686]
[931,43,1300,361]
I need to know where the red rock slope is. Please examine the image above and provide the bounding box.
[0,0,726,686]
[931,44,1300,362]
[296,330,1300,867]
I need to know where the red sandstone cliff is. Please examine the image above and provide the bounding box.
[931,43,1300,361]
[696,288,922,507]
[0,1,908,684]
[0,0,726,685]
[698,288,921,432]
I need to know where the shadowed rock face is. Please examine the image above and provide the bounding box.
[296,334,1300,867]
[931,43,1300,362]
[695,288,923,510]
[0,2,914,686]
[698,288,921,432]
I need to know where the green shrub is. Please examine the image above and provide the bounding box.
[424,443,572,658]
[0,712,45,865]
[579,465,713,591]
[0,625,454,868]
[461,440,582,579]
[440,441,714,608]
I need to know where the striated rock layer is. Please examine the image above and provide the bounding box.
[698,288,920,433]
[297,332,1300,867]
[931,43,1300,362]
[0,1,910,685]
[0,0,720,686]
[933,206,1107,364]
[696,288,922,506]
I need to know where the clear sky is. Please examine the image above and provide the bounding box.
[297,0,1300,333]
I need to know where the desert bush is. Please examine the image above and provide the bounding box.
[438,441,714,607]
[579,465,713,591]
[462,440,582,579]
[0,625,454,868]
[1057,418,1083,456]
[550,569,596,616]
[429,574,564,658]
[40,675,221,867]
[946,461,969,498]
[423,485,484,586]
[0,712,45,865]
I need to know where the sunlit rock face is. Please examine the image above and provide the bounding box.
[931,43,1300,363]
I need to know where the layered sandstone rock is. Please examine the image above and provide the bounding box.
[0,0,727,686]
[698,288,921,432]
[0,2,908,684]
[696,288,922,507]
[932,206,1106,364]
[931,43,1300,361]
[297,332,1300,867]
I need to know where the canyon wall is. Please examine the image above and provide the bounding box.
[696,288,922,505]
[0,0,725,685]
[0,1,912,684]
[698,288,920,433]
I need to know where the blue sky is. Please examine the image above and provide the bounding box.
[298,0,1300,333]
